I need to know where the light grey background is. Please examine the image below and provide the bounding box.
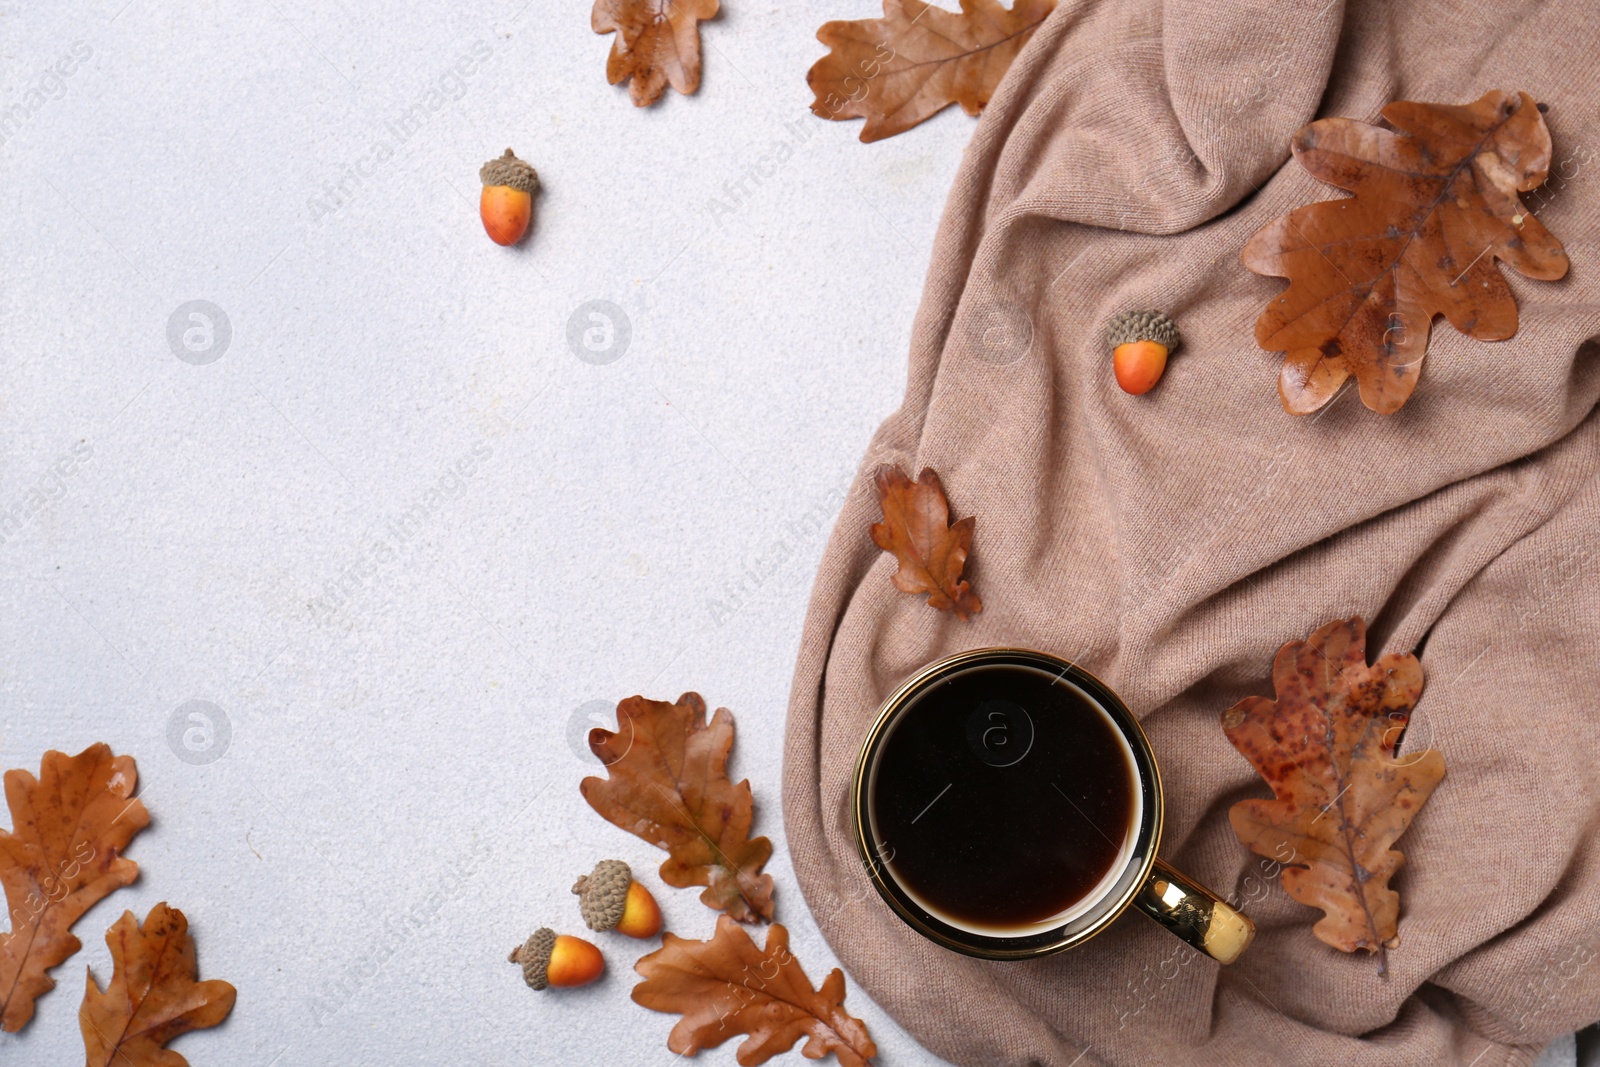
[0,1,966,1064]
[0,3,1585,1066]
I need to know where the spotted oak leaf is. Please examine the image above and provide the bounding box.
[870,465,982,619]
[1243,90,1569,415]
[0,744,148,1032]
[79,903,236,1067]
[582,693,775,922]
[1222,617,1445,971]
[593,0,719,108]
[633,915,877,1067]
[808,0,1055,142]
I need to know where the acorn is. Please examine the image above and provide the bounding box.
[507,928,603,989]
[572,859,661,939]
[1106,309,1181,395]
[478,148,539,246]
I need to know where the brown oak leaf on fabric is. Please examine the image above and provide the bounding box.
[0,743,149,1032]
[1242,90,1570,415]
[633,914,877,1066]
[79,903,235,1067]
[807,0,1055,142]
[592,0,719,108]
[1222,617,1446,972]
[870,465,982,619]
[582,693,775,922]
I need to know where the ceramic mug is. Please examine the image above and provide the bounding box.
[852,647,1254,963]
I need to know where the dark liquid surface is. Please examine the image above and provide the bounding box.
[869,664,1137,930]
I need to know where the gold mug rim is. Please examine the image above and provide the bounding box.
[851,646,1165,960]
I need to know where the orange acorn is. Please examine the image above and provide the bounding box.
[573,859,662,939]
[1106,310,1180,395]
[478,148,539,246]
[508,928,603,989]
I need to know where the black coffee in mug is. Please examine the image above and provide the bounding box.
[866,661,1140,934]
[854,648,1254,963]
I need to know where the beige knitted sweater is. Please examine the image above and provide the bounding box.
[782,1,1600,1064]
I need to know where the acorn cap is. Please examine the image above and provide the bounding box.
[479,148,539,194]
[508,927,557,990]
[1106,309,1180,351]
[572,859,632,932]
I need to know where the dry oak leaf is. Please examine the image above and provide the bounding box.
[593,0,719,108]
[80,903,235,1067]
[870,464,982,619]
[0,743,149,1032]
[1243,89,1569,415]
[1222,617,1445,972]
[808,0,1055,142]
[633,914,877,1066]
[582,693,775,922]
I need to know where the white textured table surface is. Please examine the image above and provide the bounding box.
[0,2,966,1064]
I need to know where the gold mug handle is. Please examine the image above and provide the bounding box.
[1133,858,1255,964]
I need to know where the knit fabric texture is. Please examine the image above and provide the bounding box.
[781,1,1600,1064]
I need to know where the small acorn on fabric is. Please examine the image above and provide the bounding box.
[1106,310,1181,395]
[573,858,662,939]
[479,148,540,246]
[508,928,604,989]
